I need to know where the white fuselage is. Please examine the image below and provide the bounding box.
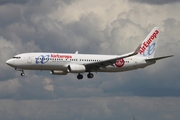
[6,52,154,73]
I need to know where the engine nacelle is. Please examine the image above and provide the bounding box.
[50,70,68,75]
[67,64,86,73]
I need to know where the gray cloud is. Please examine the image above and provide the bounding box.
[0,97,180,120]
[0,0,29,5]
[129,0,180,5]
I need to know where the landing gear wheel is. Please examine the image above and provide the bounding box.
[21,73,25,76]
[77,74,83,80]
[87,73,94,79]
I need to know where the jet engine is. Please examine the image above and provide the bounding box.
[50,70,68,75]
[67,64,86,73]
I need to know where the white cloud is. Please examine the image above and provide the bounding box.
[43,77,54,91]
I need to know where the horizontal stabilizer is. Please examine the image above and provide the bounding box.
[145,55,174,62]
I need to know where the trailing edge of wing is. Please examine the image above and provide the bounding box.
[145,55,174,62]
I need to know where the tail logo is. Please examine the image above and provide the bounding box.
[115,59,125,68]
[139,30,159,54]
[143,42,156,56]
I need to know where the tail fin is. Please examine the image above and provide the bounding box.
[138,27,160,58]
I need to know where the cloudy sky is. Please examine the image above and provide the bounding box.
[0,0,180,120]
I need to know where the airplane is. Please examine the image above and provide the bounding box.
[6,27,173,79]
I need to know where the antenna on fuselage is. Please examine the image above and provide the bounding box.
[75,51,78,54]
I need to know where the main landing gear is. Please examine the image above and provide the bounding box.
[77,72,94,80]
[77,73,83,79]
[87,72,94,79]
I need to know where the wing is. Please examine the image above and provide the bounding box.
[84,43,142,71]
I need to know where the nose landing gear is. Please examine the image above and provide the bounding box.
[21,72,25,76]
[15,68,25,76]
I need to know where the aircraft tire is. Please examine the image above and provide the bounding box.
[21,73,25,76]
[87,73,94,78]
[77,74,83,79]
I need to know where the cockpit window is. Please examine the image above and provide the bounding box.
[13,57,21,59]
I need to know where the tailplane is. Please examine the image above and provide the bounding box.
[145,55,173,62]
[138,27,160,58]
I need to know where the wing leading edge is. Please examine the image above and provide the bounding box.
[84,43,142,71]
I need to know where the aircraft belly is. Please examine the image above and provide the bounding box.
[19,63,66,71]
[36,65,66,70]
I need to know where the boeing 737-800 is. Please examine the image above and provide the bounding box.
[6,27,173,79]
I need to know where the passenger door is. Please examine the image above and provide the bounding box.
[27,55,32,64]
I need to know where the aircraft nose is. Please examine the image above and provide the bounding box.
[6,59,14,66]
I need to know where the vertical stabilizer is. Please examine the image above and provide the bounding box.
[138,27,160,58]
